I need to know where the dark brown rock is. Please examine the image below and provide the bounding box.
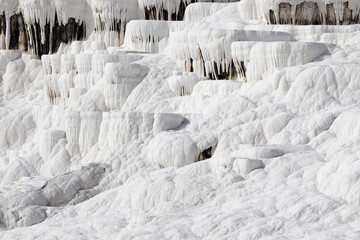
[51,14,85,54]
[25,14,85,56]
[342,1,354,24]
[269,10,277,24]
[326,4,336,25]
[1,11,85,56]
[295,1,322,25]
[9,13,28,51]
[271,1,360,25]
[0,13,5,36]
[279,2,292,24]
[0,13,28,51]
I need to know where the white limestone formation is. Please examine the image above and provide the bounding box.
[124,20,187,53]
[168,29,293,79]
[39,130,66,161]
[167,72,204,96]
[231,41,329,82]
[184,2,232,22]
[1,0,360,239]
[103,62,148,111]
[89,0,141,47]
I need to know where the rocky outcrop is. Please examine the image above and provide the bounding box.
[2,0,359,57]
[0,12,27,51]
[267,1,360,25]
[26,16,85,56]
[0,0,90,56]
[138,0,239,21]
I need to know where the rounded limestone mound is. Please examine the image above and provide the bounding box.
[148,131,200,168]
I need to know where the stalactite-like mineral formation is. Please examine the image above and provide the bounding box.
[138,0,239,21]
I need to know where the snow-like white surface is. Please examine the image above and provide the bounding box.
[184,2,233,22]
[103,62,148,110]
[1,1,360,239]
[232,41,329,82]
[167,72,205,96]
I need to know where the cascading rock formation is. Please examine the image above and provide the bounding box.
[1,0,360,239]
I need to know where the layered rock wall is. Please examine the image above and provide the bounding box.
[239,0,360,25]
[2,0,359,56]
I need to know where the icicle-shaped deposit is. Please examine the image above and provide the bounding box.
[231,41,329,82]
[167,72,205,96]
[42,52,120,105]
[19,0,89,56]
[0,0,28,51]
[167,29,293,80]
[89,0,141,47]
[124,20,187,53]
[138,0,238,21]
